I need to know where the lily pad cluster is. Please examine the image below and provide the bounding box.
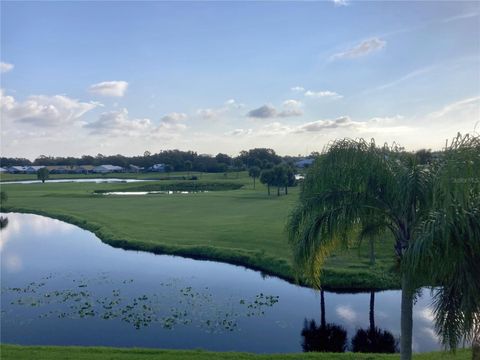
[1,272,280,333]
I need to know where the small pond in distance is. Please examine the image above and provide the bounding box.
[1,213,442,353]
[1,178,152,185]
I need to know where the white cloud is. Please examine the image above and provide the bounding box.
[85,108,152,135]
[227,114,411,138]
[0,89,100,127]
[305,90,342,99]
[197,108,223,120]
[291,86,305,92]
[0,62,14,73]
[332,0,349,6]
[89,81,129,97]
[291,87,343,100]
[283,99,303,108]
[331,38,386,60]
[224,98,245,108]
[197,99,245,120]
[85,108,187,137]
[225,128,253,136]
[247,102,304,119]
[161,112,187,124]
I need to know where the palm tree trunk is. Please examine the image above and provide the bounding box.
[277,187,280,196]
[253,177,256,189]
[369,291,375,330]
[267,185,270,196]
[370,238,375,265]
[400,273,414,360]
[473,321,480,360]
[320,290,326,328]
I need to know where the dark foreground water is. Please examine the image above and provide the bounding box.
[0,213,441,353]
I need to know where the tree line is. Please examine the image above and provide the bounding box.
[0,148,308,173]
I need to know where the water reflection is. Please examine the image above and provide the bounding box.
[351,292,398,353]
[301,290,347,352]
[0,216,8,229]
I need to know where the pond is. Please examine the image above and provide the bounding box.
[98,191,208,195]
[0,213,442,353]
[0,178,152,185]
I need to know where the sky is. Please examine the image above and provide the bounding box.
[1,0,479,159]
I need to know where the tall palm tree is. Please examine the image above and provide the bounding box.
[404,134,480,358]
[287,134,479,360]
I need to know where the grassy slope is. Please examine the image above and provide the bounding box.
[0,172,398,289]
[0,345,472,360]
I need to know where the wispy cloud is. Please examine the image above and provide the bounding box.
[89,81,129,97]
[305,90,342,99]
[331,38,386,60]
[291,86,342,100]
[370,66,435,92]
[0,62,14,73]
[441,12,479,23]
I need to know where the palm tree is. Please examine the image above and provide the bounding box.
[404,134,480,358]
[248,166,261,189]
[287,134,479,360]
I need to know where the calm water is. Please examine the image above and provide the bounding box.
[0,213,441,353]
[99,191,208,195]
[0,178,151,185]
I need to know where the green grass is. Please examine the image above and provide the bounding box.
[0,345,472,360]
[0,172,399,289]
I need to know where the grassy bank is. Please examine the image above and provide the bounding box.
[0,172,399,290]
[0,345,472,360]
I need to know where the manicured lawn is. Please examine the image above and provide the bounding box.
[0,172,399,289]
[0,345,472,360]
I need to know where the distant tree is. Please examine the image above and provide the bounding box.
[233,158,243,178]
[37,168,49,183]
[144,150,151,157]
[238,148,281,168]
[284,165,296,195]
[260,169,274,196]
[263,161,274,169]
[164,164,173,178]
[0,157,32,167]
[272,165,287,196]
[248,166,261,189]
[414,149,432,164]
[215,153,232,166]
[184,160,192,177]
[0,191,7,229]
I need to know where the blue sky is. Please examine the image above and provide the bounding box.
[1,1,479,159]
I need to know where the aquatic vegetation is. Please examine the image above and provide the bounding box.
[1,272,280,332]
